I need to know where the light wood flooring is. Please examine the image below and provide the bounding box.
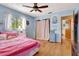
[35,39,72,56]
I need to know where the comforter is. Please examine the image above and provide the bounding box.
[0,34,40,56]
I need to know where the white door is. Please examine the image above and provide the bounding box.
[36,19,49,40]
[44,19,49,40]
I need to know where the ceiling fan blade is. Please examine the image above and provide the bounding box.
[38,5,48,8]
[38,9,42,12]
[30,10,34,12]
[34,3,37,6]
[23,5,33,8]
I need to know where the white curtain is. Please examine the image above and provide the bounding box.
[5,13,12,31]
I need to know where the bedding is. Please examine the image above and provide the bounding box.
[0,34,7,40]
[0,34,40,56]
[1,32,17,39]
[0,32,1,34]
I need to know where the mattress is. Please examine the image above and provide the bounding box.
[0,34,40,56]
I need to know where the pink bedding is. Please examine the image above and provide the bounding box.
[0,34,40,56]
[1,32,17,39]
[1,32,17,36]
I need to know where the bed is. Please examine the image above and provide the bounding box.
[0,33,40,56]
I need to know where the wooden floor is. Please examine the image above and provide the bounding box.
[35,39,72,56]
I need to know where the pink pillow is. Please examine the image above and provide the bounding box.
[1,32,17,39]
[2,32,17,36]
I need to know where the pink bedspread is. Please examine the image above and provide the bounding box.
[0,35,40,56]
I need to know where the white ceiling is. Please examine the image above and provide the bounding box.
[1,3,79,17]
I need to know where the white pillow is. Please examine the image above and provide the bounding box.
[0,34,7,40]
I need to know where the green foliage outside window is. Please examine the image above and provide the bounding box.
[11,16,22,30]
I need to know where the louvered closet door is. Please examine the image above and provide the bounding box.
[36,19,49,40]
[44,19,49,40]
[36,20,45,40]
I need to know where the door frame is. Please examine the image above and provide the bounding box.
[61,15,74,44]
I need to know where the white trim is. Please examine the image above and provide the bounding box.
[71,14,74,43]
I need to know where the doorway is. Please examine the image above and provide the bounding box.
[61,15,73,55]
[61,16,72,42]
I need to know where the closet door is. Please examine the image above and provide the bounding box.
[44,19,49,40]
[36,20,45,40]
[36,19,49,40]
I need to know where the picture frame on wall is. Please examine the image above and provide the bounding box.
[52,16,58,24]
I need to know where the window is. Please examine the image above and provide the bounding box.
[11,16,22,30]
[7,14,26,32]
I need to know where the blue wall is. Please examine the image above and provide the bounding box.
[50,10,73,42]
[25,17,36,39]
[38,9,73,42]
[0,5,36,38]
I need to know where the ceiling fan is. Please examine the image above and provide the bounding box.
[23,3,48,12]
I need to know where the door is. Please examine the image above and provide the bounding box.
[36,20,45,40]
[36,19,49,40]
[61,15,73,55]
[44,19,50,40]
